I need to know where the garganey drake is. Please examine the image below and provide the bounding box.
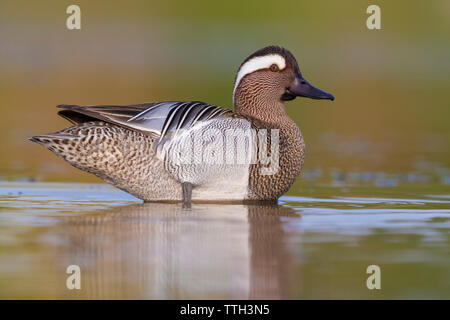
[30,46,334,204]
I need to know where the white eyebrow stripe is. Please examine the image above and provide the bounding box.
[233,54,286,104]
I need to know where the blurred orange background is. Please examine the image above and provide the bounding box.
[0,0,449,184]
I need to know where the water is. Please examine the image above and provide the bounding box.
[1,180,449,299]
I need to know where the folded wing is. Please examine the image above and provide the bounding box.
[57,101,233,139]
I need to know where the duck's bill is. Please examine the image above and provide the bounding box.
[282,75,334,101]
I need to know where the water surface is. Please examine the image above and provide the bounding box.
[1,180,448,299]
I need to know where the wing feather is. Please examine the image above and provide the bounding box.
[57,101,233,140]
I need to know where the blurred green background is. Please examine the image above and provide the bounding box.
[0,0,449,185]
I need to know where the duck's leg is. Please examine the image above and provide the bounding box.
[182,182,192,207]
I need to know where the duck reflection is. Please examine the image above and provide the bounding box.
[54,202,300,299]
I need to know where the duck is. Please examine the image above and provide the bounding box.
[30,46,334,204]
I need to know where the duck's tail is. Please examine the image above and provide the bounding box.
[28,121,178,201]
[29,127,100,177]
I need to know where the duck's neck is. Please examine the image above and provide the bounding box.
[234,97,293,126]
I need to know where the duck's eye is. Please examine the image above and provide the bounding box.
[269,64,279,72]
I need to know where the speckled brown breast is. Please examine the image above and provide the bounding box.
[247,119,305,201]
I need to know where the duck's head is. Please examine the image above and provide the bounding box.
[233,46,334,114]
